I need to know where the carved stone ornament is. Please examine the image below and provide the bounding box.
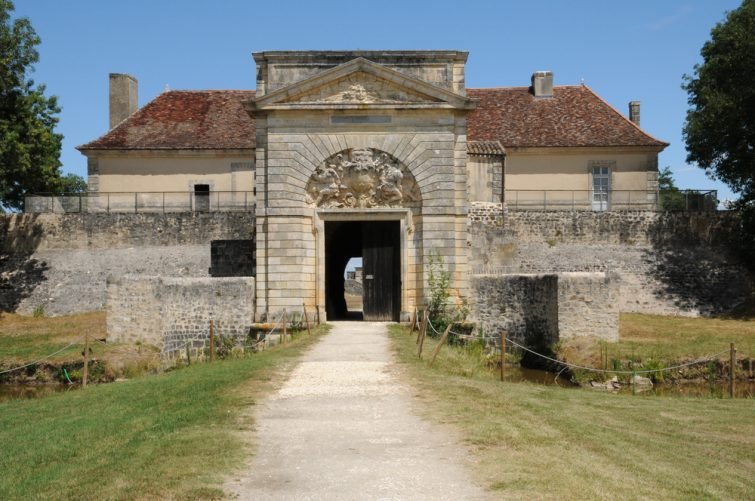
[305,148,421,209]
[285,73,435,105]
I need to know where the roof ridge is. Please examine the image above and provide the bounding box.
[467,85,584,91]
[580,84,669,147]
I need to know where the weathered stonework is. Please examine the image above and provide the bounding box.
[0,212,256,316]
[107,275,255,358]
[250,52,475,321]
[471,272,618,352]
[304,148,421,209]
[468,208,751,316]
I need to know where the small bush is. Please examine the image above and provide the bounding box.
[32,305,45,318]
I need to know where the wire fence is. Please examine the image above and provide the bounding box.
[0,338,84,376]
[415,313,744,396]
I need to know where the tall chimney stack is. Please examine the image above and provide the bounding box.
[629,101,641,126]
[109,73,138,129]
[531,71,554,98]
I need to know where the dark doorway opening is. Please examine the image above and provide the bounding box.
[325,220,400,321]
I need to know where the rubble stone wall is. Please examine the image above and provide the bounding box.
[107,275,255,358]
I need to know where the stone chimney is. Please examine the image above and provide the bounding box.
[109,73,138,129]
[629,101,641,126]
[531,71,553,98]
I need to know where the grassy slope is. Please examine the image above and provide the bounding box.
[0,327,326,500]
[0,312,159,382]
[391,325,755,500]
[0,312,106,362]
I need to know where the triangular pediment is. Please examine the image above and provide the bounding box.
[281,71,441,105]
[248,57,475,111]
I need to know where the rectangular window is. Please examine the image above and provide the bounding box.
[591,166,610,211]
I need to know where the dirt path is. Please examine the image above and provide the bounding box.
[225,321,488,500]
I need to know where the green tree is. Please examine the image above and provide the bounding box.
[683,0,755,267]
[682,0,755,204]
[59,173,87,193]
[658,166,686,211]
[0,0,64,211]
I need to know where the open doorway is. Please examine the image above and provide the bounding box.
[324,220,400,321]
[344,257,363,317]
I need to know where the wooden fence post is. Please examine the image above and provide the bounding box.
[730,342,736,398]
[210,320,216,362]
[409,308,417,335]
[82,332,90,387]
[282,309,288,344]
[303,303,312,336]
[416,311,427,345]
[428,325,452,368]
[500,330,506,382]
[417,316,429,359]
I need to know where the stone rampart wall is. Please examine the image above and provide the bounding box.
[0,212,255,252]
[471,272,618,351]
[0,212,256,316]
[107,275,255,359]
[468,207,751,316]
[557,272,619,341]
[471,274,559,348]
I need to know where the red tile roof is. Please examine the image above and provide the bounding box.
[467,86,668,149]
[467,140,505,156]
[78,90,256,150]
[78,85,667,152]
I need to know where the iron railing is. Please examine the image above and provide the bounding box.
[659,190,718,212]
[504,189,717,211]
[24,191,255,214]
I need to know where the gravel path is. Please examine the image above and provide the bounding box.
[225,321,488,500]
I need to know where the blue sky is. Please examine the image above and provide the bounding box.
[12,0,743,202]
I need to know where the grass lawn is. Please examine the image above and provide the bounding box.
[391,324,755,500]
[0,325,328,500]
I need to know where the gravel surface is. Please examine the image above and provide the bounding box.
[225,321,489,500]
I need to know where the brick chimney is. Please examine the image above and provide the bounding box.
[109,73,138,129]
[531,71,553,98]
[629,101,641,126]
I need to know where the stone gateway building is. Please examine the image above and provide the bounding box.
[74,51,673,329]
[12,50,747,356]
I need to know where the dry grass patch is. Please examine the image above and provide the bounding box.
[560,313,755,372]
[0,311,160,381]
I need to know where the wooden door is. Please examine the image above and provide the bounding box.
[362,221,400,321]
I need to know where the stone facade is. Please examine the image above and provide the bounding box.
[106,275,255,358]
